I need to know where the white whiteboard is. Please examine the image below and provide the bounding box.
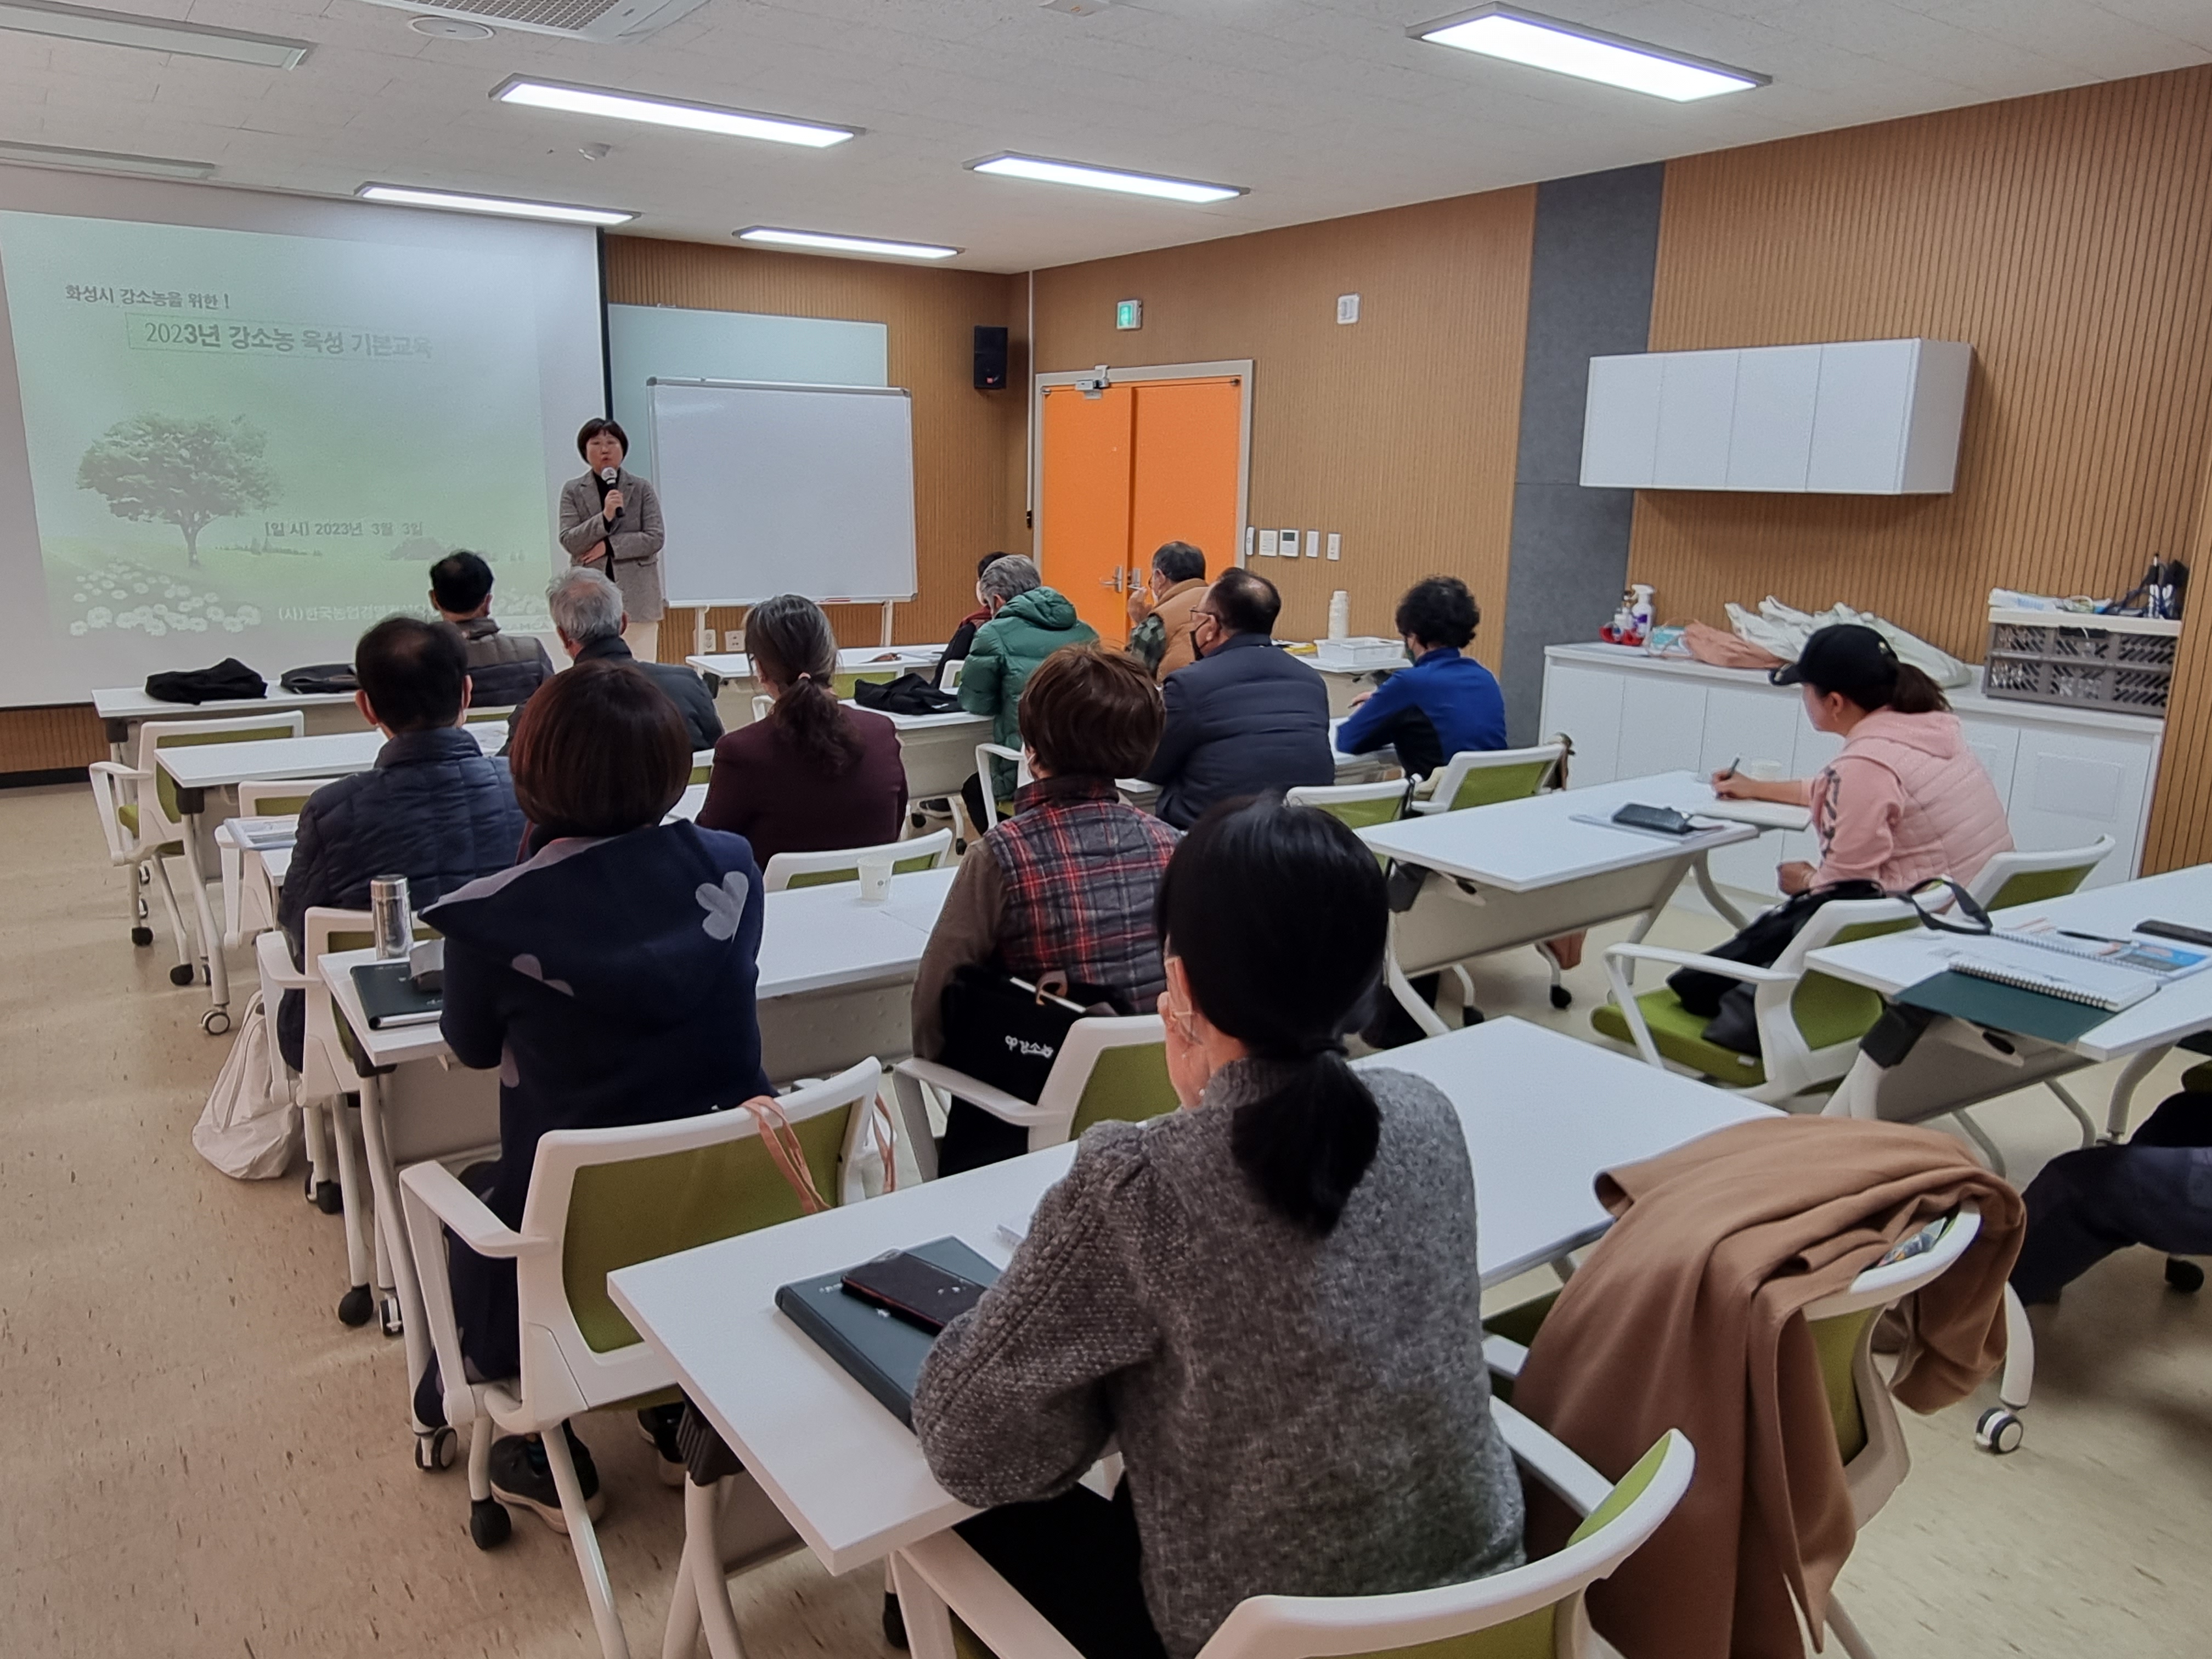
[649,379,917,607]
[606,304,887,483]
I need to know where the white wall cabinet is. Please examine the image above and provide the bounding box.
[1580,338,1972,494]
[1538,645,2164,901]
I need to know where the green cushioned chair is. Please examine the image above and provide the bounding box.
[1286,778,1414,832]
[761,827,955,891]
[1410,741,1568,815]
[898,1409,1694,1659]
[400,1058,889,1659]
[1481,1206,1991,1657]
[1592,896,1917,1105]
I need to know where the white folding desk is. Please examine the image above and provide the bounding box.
[318,862,958,1456]
[1356,771,1761,1036]
[606,1017,1774,1577]
[156,727,495,1025]
[866,708,994,802]
[93,681,365,758]
[1807,864,2212,1139]
[690,647,944,702]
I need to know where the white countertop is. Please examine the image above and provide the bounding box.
[1545,642,2166,736]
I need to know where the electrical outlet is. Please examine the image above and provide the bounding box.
[1326,532,1341,561]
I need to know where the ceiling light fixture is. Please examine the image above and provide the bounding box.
[1412,5,1764,101]
[493,77,856,148]
[356,184,636,225]
[0,139,215,179]
[0,0,309,67]
[737,226,960,261]
[968,153,1244,204]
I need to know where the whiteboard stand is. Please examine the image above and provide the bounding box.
[647,378,918,639]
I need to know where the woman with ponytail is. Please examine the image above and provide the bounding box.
[912,796,1524,1659]
[696,593,908,868]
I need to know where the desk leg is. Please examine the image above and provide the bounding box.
[175,792,230,1031]
[2104,1043,2172,1142]
[1384,916,1452,1040]
[358,1071,437,1450]
[1690,852,1750,931]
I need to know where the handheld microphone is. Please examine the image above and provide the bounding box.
[599,465,623,545]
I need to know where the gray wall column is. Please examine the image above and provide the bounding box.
[1499,163,1664,743]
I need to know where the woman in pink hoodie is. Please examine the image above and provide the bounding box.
[1715,623,2013,892]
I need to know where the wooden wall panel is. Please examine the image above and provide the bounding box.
[1030,191,1538,663]
[2143,459,2212,872]
[602,238,1029,657]
[0,703,104,774]
[1629,68,2212,669]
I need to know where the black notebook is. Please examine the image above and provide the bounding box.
[349,960,443,1030]
[775,1237,1002,1428]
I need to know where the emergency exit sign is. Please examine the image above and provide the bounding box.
[1115,298,1142,330]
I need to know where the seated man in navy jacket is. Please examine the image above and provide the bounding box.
[1336,575,1507,780]
[1139,567,1333,828]
[275,617,526,1072]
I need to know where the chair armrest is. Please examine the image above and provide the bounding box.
[893,1532,1088,1659]
[1489,1398,1611,1520]
[1602,943,1792,985]
[86,761,149,861]
[254,929,312,992]
[399,1160,532,1259]
[1483,1333,1528,1380]
[894,1058,1062,1127]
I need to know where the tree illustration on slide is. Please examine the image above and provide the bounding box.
[76,414,278,568]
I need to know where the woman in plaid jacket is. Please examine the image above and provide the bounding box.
[914,645,1180,1173]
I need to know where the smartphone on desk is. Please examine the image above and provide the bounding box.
[1611,803,1700,837]
[840,1250,991,1334]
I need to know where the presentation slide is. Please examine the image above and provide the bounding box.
[0,173,604,708]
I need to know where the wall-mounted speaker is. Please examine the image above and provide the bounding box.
[973,325,1009,391]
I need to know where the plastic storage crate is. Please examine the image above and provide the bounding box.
[1312,636,1410,672]
[1982,607,2179,717]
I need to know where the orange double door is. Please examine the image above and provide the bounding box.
[1039,375,1244,645]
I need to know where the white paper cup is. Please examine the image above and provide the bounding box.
[857,856,894,904]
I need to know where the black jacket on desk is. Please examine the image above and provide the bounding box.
[506,633,724,753]
[274,726,526,1072]
[1139,632,1335,828]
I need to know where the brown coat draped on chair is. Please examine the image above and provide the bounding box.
[1512,1115,2023,1659]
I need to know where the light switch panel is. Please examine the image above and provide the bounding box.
[1257,529,1278,557]
[1244,525,1255,560]
[1305,529,1321,558]
[1325,532,1341,561]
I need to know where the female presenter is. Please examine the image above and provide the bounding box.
[557,417,667,659]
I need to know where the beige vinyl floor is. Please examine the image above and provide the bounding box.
[2,777,2207,1656]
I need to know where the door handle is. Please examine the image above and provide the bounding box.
[1098,569,1125,592]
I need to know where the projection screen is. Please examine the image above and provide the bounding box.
[0,167,605,707]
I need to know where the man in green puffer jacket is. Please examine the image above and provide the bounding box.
[957,554,1099,827]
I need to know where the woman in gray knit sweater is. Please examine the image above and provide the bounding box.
[912,797,1525,1659]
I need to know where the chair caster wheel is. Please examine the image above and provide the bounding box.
[415,1426,456,1471]
[2165,1257,2204,1293]
[470,1496,512,1550]
[201,1008,231,1036]
[1549,986,1572,1009]
[171,963,197,986]
[380,1295,405,1338]
[1974,1406,2024,1454]
[883,1590,908,1650]
[132,926,154,946]
[314,1181,343,1215]
[337,1285,374,1327]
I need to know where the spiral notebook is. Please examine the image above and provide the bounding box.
[1944,938,2157,1013]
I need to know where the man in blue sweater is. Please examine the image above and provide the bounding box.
[1336,575,1506,780]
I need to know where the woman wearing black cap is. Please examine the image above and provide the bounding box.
[1714,621,2012,895]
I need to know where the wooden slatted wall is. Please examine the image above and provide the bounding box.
[1030,190,1539,663]
[1630,68,2212,664]
[0,703,105,775]
[1629,66,2212,872]
[601,239,1028,656]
